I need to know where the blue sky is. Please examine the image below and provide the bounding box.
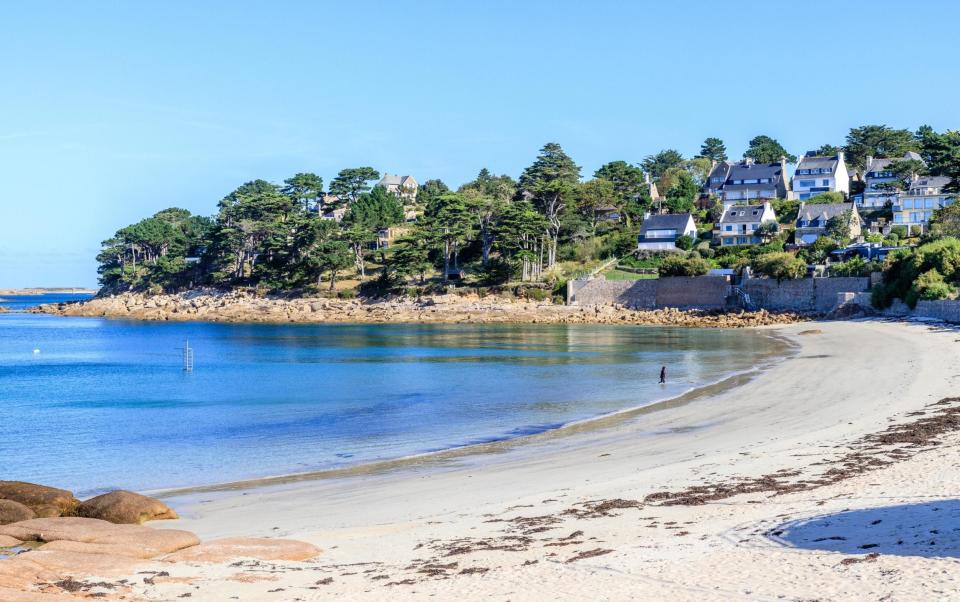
[2,0,958,287]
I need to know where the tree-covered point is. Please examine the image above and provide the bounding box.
[93,124,960,298]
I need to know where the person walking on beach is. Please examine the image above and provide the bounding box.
[659,365,666,384]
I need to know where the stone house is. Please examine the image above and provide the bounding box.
[794,202,861,246]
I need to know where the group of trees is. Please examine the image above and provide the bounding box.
[96,123,960,297]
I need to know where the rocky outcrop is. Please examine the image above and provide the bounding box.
[32,289,813,328]
[0,517,199,557]
[0,516,323,599]
[0,500,35,525]
[0,482,79,518]
[163,537,322,563]
[78,490,178,524]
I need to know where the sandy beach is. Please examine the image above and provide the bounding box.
[4,319,960,600]
[70,318,949,601]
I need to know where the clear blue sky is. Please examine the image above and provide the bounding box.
[2,0,958,288]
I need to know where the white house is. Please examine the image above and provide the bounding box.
[792,152,849,200]
[893,176,955,230]
[637,213,697,250]
[715,158,790,208]
[861,151,924,208]
[716,202,778,246]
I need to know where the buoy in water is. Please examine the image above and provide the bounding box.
[32,348,40,354]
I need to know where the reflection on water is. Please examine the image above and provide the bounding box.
[0,295,782,495]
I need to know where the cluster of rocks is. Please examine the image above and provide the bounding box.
[33,290,813,328]
[0,481,175,526]
[0,481,322,600]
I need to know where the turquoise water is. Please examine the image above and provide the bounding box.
[0,295,781,496]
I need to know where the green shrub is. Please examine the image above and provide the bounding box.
[806,191,845,204]
[337,288,357,299]
[830,256,880,277]
[525,287,549,301]
[675,235,694,251]
[876,237,960,308]
[658,254,711,277]
[752,252,807,283]
[890,225,908,239]
[914,269,955,301]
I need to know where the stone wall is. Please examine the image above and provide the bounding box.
[570,275,870,313]
[568,279,658,308]
[655,276,729,308]
[742,277,870,312]
[914,300,960,323]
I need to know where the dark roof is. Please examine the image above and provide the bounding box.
[796,155,840,171]
[719,205,770,224]
[639,213,692,234]
[908,176,951,191]
[707,161,732,181]
[726,162,784,183]
[796,203,855,226]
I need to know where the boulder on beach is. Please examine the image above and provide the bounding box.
[0,482,78,518]
[0,500,36,525]
[78,490,178,524]
[164,537,322,563]
[0,534,22,547]
[0,517,199,557]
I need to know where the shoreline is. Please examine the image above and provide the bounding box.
[30,289,814,327]
[149,328,796,499]
[145,319,960,600]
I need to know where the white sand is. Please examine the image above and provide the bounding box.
[147,320,960,601]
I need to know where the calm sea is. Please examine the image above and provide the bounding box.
[0,294,782,496]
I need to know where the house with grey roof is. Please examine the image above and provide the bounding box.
[715,158,790,208]
[378,174,419,202]
[861,151,924,208]
[704,160,733,197]
[893,175,955,230]
[794,202,861,246]
[716,202,778,246]
[792,152,849,200]
[637,213,697,250]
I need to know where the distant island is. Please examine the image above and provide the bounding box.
[0,287,97,295]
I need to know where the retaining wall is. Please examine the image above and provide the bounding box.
[742,277,870,312]
[569,279,658,308]
[570,275,870,312]
[655,276,729,308]
[914,300,960,322]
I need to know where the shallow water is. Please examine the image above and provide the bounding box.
[0,294,782,496]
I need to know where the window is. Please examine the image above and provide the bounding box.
[645,229,677,239]
[725,225,733,231]
[903,200,913,209]
[822,179,830,186]
[925,199,935,208]
[798,179,816,187]
[822,168,832,173]
[797,169,809,175]
[894,214,903,223]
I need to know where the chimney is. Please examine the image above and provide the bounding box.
[865,155,874,170]
[838,150,845,163]
[744,157,754,166]
[644,173,651,184]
